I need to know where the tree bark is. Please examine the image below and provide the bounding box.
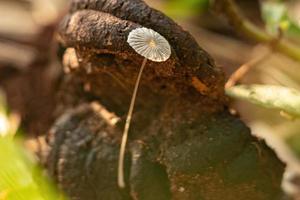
[46,0,285,199]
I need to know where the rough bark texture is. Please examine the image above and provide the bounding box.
[46,0,285,199]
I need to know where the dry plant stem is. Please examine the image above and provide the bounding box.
[215,0,300,61]
[225,50,272,88]
[118,57,148,188]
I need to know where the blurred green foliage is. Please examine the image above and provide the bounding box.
[261,1,300,37]
[0,138,63,200]
[165,0,209,17]
[0,92,64,200]
[226,85,300,119]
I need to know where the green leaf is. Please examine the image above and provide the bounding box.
[0,91,63,199]
[261,1,300,37]
[0,138,64,200]
[226,85,300,118]
[165,0,209,17]
[261,1,288,35]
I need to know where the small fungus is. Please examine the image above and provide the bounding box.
[118,27,171,188]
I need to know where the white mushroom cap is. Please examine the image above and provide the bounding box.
[127,27,171,62]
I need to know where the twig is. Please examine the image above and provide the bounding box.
[213,0,300,61]
[225,49,272,88]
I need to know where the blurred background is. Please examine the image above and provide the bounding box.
[1,0,300,199]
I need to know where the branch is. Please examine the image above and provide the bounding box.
[213,0,300,61]
[225,48,272,88]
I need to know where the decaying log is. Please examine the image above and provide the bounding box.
[46,0,285,199]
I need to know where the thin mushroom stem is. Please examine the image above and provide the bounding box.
[118,57,148,188]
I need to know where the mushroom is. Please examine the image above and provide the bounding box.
[118,27,171,188]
